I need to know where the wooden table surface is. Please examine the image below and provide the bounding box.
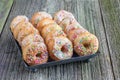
[0,0,120,80]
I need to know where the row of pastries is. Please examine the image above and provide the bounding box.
[10,10,99,66]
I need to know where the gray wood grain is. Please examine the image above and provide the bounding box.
[0,0,119,80]
[99,0,120,80]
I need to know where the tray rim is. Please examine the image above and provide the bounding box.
[10,30,100,71]
[24,51,99,68]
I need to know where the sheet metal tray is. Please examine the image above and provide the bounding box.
[12,32,100,72]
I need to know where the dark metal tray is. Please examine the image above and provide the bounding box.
[11,31,100,72]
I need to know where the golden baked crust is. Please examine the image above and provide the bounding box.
[47,36,73,60]
[30,12,52,27]
[74,33,99,56]
[45,30,66,44]
[11,15,48,65]
[68,28,89,42]
[54,10,75,24]
[22,42,48,66]
[10,15,28,32]
[53,10,99,56]
[17,27,39,45]
[13,21,34,39]
[37,18,55,32]
[41,23,62,38]
[21,33,44,48]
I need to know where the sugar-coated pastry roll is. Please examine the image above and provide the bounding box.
[54,10,76,24]
[63,22,82,34]
[10,15,49,66]
[59,17,77,30]
[13,21,35,39]
[23,42,48,66]
[30,12,52,27]
[21,33,44,48]
[37,18,55,32]
[53,10,99,56]
[41,23,62,38]
[74,33,99,56]
[17,26,39,45]
[48,36,73,60]
[68,28,89,42]
[31,12,73,60]
[45,30,66,44]
[10,15,29,32]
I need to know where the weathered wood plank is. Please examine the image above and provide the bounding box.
[99,0,120,80]
[0,0,116,80]
[0,0,14,34]
[75,0,114,80]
